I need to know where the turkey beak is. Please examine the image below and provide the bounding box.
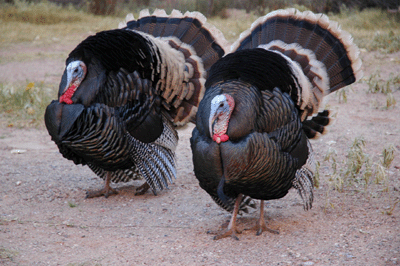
[58,70,69,97]
[209,111,218,138]
[63,74,73,95]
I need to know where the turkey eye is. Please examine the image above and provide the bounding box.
[74,68,78,73]
[219,103,224,108]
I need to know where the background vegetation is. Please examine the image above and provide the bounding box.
[0,0,399,126]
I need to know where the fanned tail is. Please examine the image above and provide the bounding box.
[232,8,362,120]
[119,9,228,125]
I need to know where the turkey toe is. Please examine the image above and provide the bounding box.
[85,187,118,199]
[213,228,241,241]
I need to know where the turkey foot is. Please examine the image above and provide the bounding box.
[213,227,242,241]
[85,186,118,199]
[247,200,279,236]
[213,194,243,241]
[85,172,118,199]
[135,182,151,196]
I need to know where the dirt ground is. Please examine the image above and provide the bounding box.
[0,39,399,265]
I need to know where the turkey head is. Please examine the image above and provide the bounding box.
[57,29,158,107]
[59,60,87,104]
[209,94,235,144]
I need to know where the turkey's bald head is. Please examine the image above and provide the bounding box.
[209,93,235,144]
[59,60,87,104]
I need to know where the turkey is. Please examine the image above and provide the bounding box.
[44,9,228,198]
[190,8,362,240]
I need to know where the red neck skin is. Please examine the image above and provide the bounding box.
[211,94,235,144]
[212,133,229,144]
[59,84,77,104]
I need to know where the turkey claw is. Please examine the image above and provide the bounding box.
[213,228,242,241]
[246,223,279,236]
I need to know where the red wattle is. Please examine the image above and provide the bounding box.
[212,134,229,144]
[59,85,76,104]
[220,134,229,142]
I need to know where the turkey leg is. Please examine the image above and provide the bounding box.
[85,172,118,198]
[214,194,243,240]
[252,200,279,236]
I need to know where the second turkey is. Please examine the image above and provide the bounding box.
[190,8,363,240]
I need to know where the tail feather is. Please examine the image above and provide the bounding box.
[88,164,141,183]
[128,113,178,192]
[292,139,315,210]
[211,195,256,214]
[232,8,362,119]
[303,110,331,139]
[120,9,228,126]
[122,9,228,64]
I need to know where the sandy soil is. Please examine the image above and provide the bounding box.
[0,40,399,265]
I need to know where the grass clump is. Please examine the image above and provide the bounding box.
[366,72,400,95]
[324,137,371,192]
[0,0,84,25]
[0,1,121,46]
[0,82,56,127]
[330,9,400,53]
[369,30,400,53]
[0,247,19,262]
[68,201,77,208]
[324,137,396,193]
[365,72,399,109]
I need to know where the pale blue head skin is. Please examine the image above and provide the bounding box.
[209,94,235,141]
[59,60,86,100]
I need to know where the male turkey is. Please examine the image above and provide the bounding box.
[45,9,228,198]
[190,8,362,240]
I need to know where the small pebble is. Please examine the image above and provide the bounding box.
[11,149,27,154]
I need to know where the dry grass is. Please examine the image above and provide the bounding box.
[0,1,122,47]
[365,72,400,109]
[0,2,399,126]
[329,8,400,53]
[323,137,397,194]
[0,82,56,127]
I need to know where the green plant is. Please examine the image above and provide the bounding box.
[384,199,399,215]
[0,247,18,262]
[381,144,395,168]
[369,30,400,53]
[366,72,392,94]
[314,161,320,188]
[336,87,353,103]
[365,72,398,109]
[325,137,372,191]
[386,93,397,109]
[324,147,344,191]
[324,140,397,195]
[374,144,395,187]
[68,202,77,208]
[0,82,56,127]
